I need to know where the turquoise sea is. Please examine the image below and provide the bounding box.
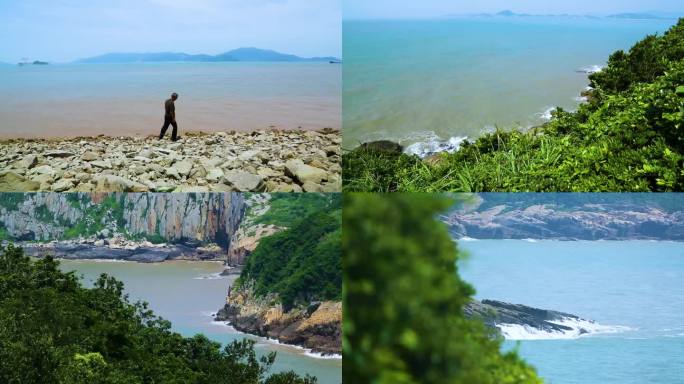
[343,17,678,154]
[459,240,684,384]
[57,260,341,384]
[0,62,340,138]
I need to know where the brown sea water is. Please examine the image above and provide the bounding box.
[0,62,340,138]
[58,259,341,384]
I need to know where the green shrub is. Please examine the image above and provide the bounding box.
[343,18,684,192]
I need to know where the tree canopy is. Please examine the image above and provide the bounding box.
[0,244,316,384]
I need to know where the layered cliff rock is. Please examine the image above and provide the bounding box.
[214,286,341,355]
[0,193,245,248]
[443,194,684,240]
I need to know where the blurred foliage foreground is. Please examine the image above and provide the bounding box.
[0,244,315,384]
[343,193,542,384]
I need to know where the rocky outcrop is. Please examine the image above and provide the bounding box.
[465,300,589,335]
[226,194,283,266]
[22,240,226,263]
[0,193,245,249]
[443,194,684,240]
[0,130,341,193]
[214,287,341,355]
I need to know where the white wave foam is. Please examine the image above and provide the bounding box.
[459,236,479,242]
[404,134,468,158]
[522,238,539,243]
[577,65,604,74]
[575,96,588,102]
[304,351,343,360]
[536,107,556,121]
[498,317,632,340]
[193,272,226,280]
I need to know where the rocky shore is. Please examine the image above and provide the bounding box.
[214,287,341,356]
[18,238,226,263]
[0,130,341,192]
[465,300,591,336]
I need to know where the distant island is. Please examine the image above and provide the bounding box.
[452,10,678,20]
[76,47,339,64]
[18,60,48,66]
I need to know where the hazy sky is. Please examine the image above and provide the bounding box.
[0,0,341,63]
[344,0,684,20]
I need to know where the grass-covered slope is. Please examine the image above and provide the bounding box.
[237,194,341,310]
[0,244,315,384]
[343,18,684,192]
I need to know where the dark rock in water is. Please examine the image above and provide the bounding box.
[357,140,404,154]
[219,267,242,276]
[464,299,588,334]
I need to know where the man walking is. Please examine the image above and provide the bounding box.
[159,92,179,141]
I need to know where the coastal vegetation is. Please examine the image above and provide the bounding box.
[237,194,341,311]
[343,193,541,383]
[343,18,684,192]
[0,244,316,384]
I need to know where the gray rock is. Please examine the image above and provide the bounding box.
[285,159,328,184]
[91,160,112,169]
[81,151,100,161]
[238,150,262,161]
[45,150,74,158]
[32,165,55,176]
[223,171,265,192]
[51,179,75,192]
[18,154,38,169]
[93,175,149,192]
[205,168,224,182]
[0,171,40,192]
[173,160,194,176]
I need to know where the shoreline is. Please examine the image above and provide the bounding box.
[0,128,340,142]
[15,240,229,263]
[210,318,342,360]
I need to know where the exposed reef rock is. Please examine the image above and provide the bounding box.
[465,300,589,335]
[214,287,341,355]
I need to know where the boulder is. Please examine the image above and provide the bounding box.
[81,151,100,161]
[173,160,194,177]
[223,171,265,192]
[45,150,74,158]
[93,175,149,192]
[51,179,75,192]
[285,159,328,185]
[0,171,40,191]
[18,154,38,169]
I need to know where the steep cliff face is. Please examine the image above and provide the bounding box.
[226,194,283,266]
[0,193,245,247]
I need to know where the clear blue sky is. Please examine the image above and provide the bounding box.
[344,0,684,20]
[0,0,341,63]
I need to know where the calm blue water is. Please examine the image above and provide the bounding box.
[57,260,341,384]
[343,17,678,152]
[459,240,684,384]
[0,62,340,138]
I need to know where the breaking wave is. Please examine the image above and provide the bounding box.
[498,317,632,340]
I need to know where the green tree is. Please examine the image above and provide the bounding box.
[343,194,542,383]
[0,244,315,384]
